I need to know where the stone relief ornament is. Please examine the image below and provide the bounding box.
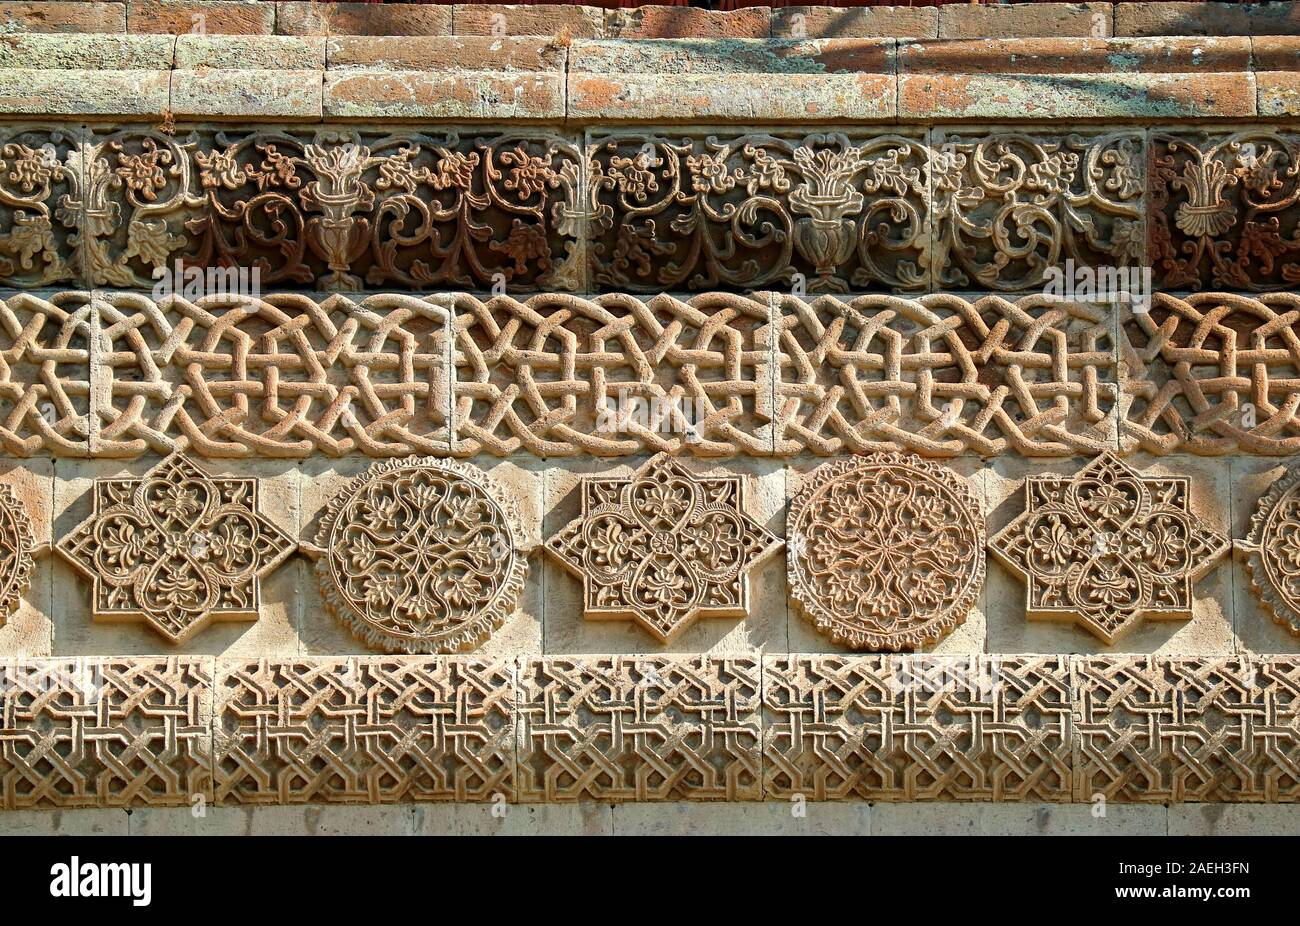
[0,482,41,624]
[1239,464,1300,637]
[301,458,528,654]
[545,454,782,642]
[989,453,1230,643]
[787,455,984,650]
[55,452,295,643]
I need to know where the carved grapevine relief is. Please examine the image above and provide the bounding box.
[787,456,984,650]
[545,454,781,642]
[0,483,38,625]
[302,458,527,654]
[989,453,1230,643]
[55,452,295,643]
[1239,464,1300,637]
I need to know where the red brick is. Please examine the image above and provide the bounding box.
[938,2,1112,39]
[128,1,273,35]
[1116,1,1300,37]
[771,6,936,39]
[0,2,125,33]
[276,1,452,37]
[604,6,769,40]
[454,4,603,39]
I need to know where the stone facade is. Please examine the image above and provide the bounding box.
[3,2,1300,835]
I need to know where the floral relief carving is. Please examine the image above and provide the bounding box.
[1239,464,1300,637]
[55,452,295,643]
[0,483,39,625]
[588,131,931,293]
[1150,131,1300,291]
[989,452,1230,643]
[932,131,1144,292]
[787,455,984,650]
[302,458,527,655]
[545,454,781,642]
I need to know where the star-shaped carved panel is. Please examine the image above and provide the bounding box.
[545,454,781,642]
[788,455,984,650]
[989,453,1229,643]
[0,482,37,625]
[1239,464,1300,637]
[304,458,528,654]
[56,453,295,643]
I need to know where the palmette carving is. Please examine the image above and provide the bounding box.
[1239,464,1300,636]
[545,454,781,642]
[303,458,527,654]
[0,483,37,626]
[787,455,984,650]
[990,453,1230,643]
[55,452,295,643]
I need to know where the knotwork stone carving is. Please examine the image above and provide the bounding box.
[787,455,984,650]
[989,452,1230,643]
[56,452,295,643]
[545,454,781,642]
[302,458,527,654]
[0,483,38,625]
[1239,464,1300,637]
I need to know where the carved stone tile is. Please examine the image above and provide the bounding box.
[78,126,586,292]
[1074,656,1300,802]
[989,452,1230,644]
[1120,292,1300,456]
[774,292,1119,456]
[931,130,1145,292]
[517,656,761,802]
[0,656,213,809]
[787,455,984,651]
[91,291,452,458]
[544,453,782,642]
[0,291,92,456]
[763,655,1072,801]
[587,130,930,293]
[1150,129,1300,291]
[0,482,37,627]
[0,126,80,290]
[450,292,775,457]
[214,656,515,804]
[55,452,296,643]
[302,457,528,654]
[1239,463,1300,637]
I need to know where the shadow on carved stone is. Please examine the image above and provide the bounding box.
[0,483,42,627]
[301,457,528,654]
[1239,463,1300,637]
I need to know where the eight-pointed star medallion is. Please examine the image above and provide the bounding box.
[989,452,1230,643]
[57,453,296,643]
[545,453,782,642]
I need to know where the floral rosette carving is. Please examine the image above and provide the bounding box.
[989,453,1230,643]
[304,458,527,654]
[56,452,296,643]
[786,455,984,650]
[0,482,38,624]
[1239,465,1300,636]
[545,454,781,642]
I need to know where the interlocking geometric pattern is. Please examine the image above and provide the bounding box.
[1120,292,1300,456]
[787,455,984,650]
[1150,130,1300,292]
[0,657,212,809]
[0,483,37,626]
[56,452,296,643]
[0,291,92,456]
[989,452,1231,643]
[545,454,781,641]
[215,657,515,804]
[517,656,761,802]
[306,458,527,654]
[1074,656,1300,803]
[763,655,1072,802]
[1239,463,1300,637]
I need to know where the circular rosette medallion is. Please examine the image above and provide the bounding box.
[787,455,985,650]
[312,458,527,654]
[0,483,36,624]
[1242,465,1300,637]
